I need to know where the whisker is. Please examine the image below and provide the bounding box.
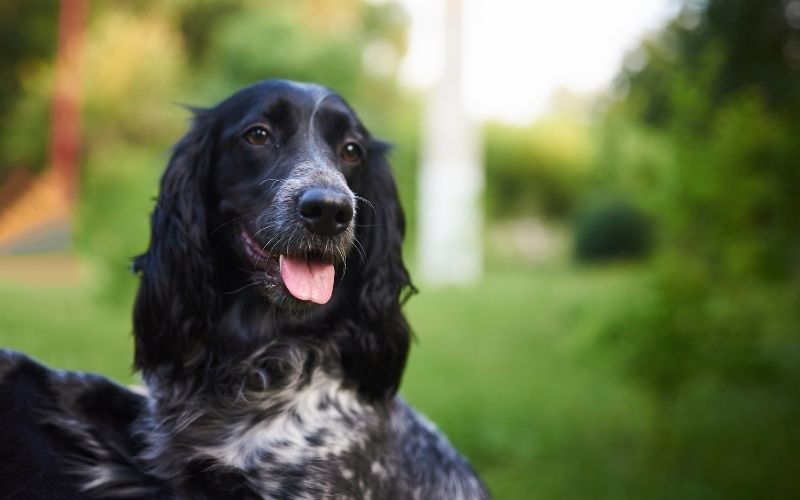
[255,234,279,270]
[284,229,299,257]
[222,280,261,296]
[259,178,287,188]
[353,237,367,262]
[354,195,376,215]
[210,212,261,237]
[338,247,347,282]
[251,224,273,239]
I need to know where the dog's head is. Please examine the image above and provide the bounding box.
[133,80,413,399]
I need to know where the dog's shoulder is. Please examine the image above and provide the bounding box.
[0,349,87,499]
[387,397,491,499]
[0,349,168,499]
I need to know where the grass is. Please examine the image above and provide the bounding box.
[401,262,650,499]
[0,258,653,499]
[0,279,136,382]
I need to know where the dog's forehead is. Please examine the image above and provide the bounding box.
[285,81,329,101]
[220,80,357,123]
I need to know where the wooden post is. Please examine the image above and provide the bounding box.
[50,0,88,205]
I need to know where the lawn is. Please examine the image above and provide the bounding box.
[0,259,651,499]
[402,262,650,499]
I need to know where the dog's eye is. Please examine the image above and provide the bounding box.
[340,142,363,164]
[243,126,272,146]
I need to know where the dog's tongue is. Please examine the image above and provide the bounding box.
[279,255,335,304]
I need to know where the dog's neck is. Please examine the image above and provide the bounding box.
[141,290,365,421]
[135,279,400,490]
[138,335,389,490]
[143,296,350,399]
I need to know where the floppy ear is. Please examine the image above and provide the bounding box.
[132,111,219,379]
[342,140,416,400]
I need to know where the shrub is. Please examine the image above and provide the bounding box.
[484,118,592,219]
[573,196,652,262]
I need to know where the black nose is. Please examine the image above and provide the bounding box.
[298,187,354,236]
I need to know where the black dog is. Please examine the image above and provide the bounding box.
[0,80,489,499]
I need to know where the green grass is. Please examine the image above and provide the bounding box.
[0,260,652,499]
[401,262,650,499]
[0,280,136,382]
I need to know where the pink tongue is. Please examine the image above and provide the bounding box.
[279,255,335,304]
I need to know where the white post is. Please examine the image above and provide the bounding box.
[417,0,483,284]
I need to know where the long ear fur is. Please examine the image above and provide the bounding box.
[342,141,416,400]
[132,111,219,378]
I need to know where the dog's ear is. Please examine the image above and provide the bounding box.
[132,110,219,378]
[343,140,416,400]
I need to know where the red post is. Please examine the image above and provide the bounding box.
[49,0,88,205]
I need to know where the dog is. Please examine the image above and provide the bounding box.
[0,80,490,499]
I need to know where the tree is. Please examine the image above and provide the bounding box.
[597,2,800,497]
[0,0,59,174]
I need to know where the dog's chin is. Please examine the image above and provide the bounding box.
[237,227,346,311]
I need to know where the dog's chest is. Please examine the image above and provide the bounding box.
[194,376,397,498]
[209,379,371,464]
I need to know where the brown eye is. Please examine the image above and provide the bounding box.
[341,142,363,164]
[243,126,271,146]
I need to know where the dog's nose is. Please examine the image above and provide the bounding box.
[298,188,354,236]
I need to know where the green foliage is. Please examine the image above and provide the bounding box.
[590,113,675,213]
[0,67,52,172]
[183,0,409,105]
[484,118,592,218]
[619,0,800,126]
[82,9,188,149]
[205,10,361,94]
[573,195,651,263]
[74,144,163,307]
[593,2,800,497]
[0,0,59,174]
[606,87,800,394]
[669,91,800,279]
[601,0,800,378]
[0,0,58,129]
[177,0,245,62]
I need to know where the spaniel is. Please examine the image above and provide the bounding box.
[0,80,489,499]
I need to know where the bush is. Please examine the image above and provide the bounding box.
[573,196,652,262]
[484,118,592,219]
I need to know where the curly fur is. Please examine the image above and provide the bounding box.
[0,80,489,499]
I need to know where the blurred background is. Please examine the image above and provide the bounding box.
[1,0,799,498]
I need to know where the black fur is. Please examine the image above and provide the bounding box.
[133,81,412,401]
[0,80,489,499]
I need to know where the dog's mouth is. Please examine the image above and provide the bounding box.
[239,228,336,305]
